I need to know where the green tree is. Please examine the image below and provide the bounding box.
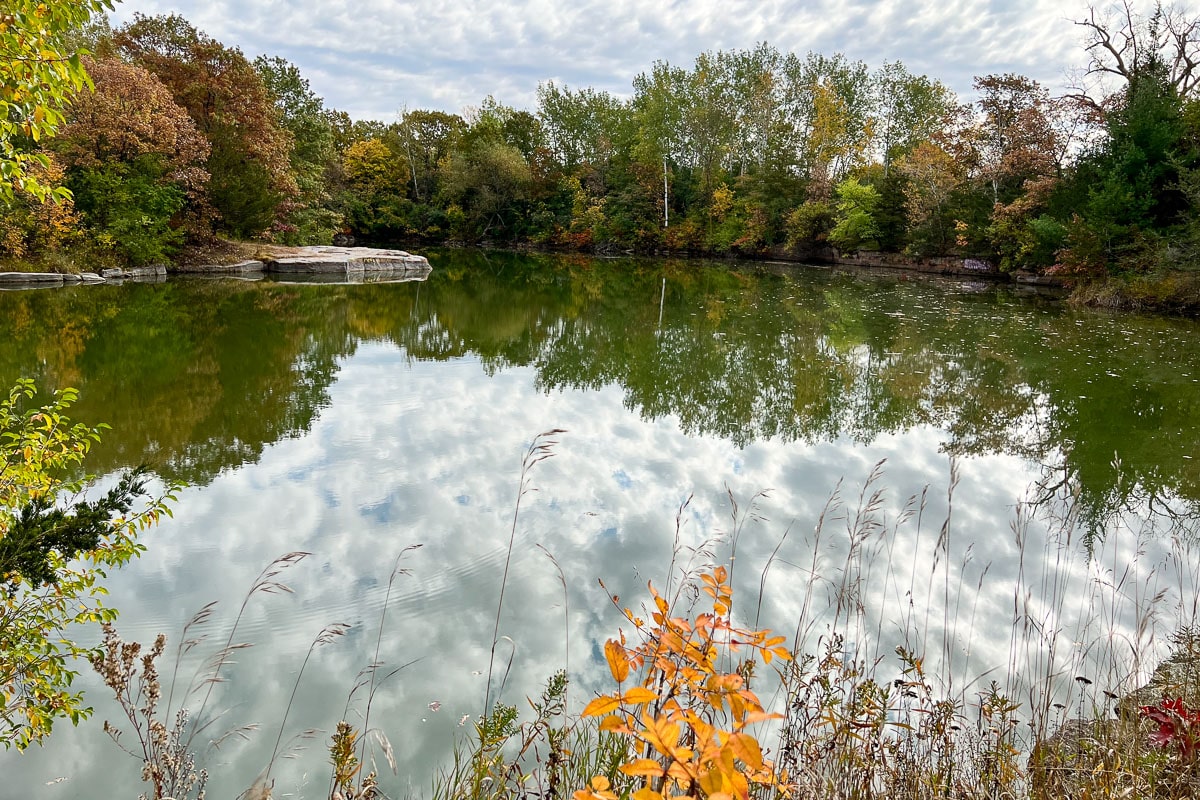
[1071,60,1194,271]
[784,199,834,249]
[254,55,341,243]
[0,0,113,204]
[784,52,876,194]
[253,55,333,173]
[440,140,533,240]
[828,176,881,251]
[69,158,188,265]
[872,61,953,174]
[394,108,463,202]
[684,51,739,200]
[538,82,629,174]
[1,379,176,749]
[631,61,690,228]
[339,137,410,238]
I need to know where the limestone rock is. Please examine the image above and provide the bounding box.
[0,271,66,286]
[259,246,431,278]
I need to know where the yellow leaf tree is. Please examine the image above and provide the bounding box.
[0,0,113,204]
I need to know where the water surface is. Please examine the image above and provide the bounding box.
[2,251,1197,797]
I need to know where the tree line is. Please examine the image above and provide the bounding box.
[3,2,1200,280]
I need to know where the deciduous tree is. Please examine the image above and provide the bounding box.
[872,61,953,174]
[254,55,341,242]
[973,74,1058,205]
[1073,0,1200,110]
[0,0,113,203]
[394,109,464,202]
[897,141,965,253]
[115,14,295,236]
[57,57,209,193]
[828,176,881,252]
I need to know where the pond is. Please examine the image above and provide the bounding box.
[2,250,1198,798]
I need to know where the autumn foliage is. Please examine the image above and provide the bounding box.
[577,566,791,800]
[58,57,210,195]
[4,4,1200,293]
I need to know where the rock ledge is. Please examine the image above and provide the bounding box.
[258,246,430,278]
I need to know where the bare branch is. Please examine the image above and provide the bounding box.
[1072,2,1200,106]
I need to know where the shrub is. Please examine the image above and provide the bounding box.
[0,154,82,265]
[69,157,187,266]
[0,379,177,749]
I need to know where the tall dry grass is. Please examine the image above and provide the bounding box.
[89,446,1200,800]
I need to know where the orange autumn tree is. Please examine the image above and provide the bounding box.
[577,565,792,800]
[114,13,296,238]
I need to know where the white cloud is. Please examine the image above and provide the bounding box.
[110,0,1099,120]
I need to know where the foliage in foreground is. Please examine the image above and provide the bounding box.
[5,424,1181,798]
[83,465,1200,800]
[0,379,177,749]
[0,0,115,204]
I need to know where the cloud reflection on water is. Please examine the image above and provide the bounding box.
[8,336,1191,798]
[1,256,1197,797]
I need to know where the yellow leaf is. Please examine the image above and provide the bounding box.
[667,760,698,783]
[605,639,630,683]
[727,733,764,771]
[620,758,666,777]
[582,695,622,717]
[598,714,628,733]
[729,692,746,722]
[698,767,727,796]
[632,788,662,800]
[640,711,681,758]
[621,687,658,705]
[728,770,750,800]
[654,592,669,615]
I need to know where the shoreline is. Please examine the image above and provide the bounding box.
[4,239,1198,316]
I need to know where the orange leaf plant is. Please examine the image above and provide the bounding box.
[577,565,793,800]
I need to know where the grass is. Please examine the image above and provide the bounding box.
[1069,271,1200,315]
[87,442,1200,800]
[0,250,85,274]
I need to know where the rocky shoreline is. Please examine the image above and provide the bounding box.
[0,246,431,289]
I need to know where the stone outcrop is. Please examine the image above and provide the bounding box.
[192,259,266,274]
[180,246,432,282]
[0,266,168,289]
[257,246,431,279]
[0,270,134,288]
[100,265,168,281]
[0,271,72,286]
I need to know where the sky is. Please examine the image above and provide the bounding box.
[103,0,1112,122]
